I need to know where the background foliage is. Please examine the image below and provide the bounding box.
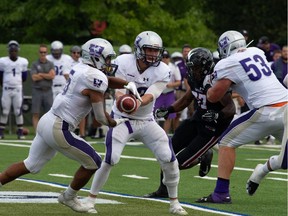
[0,0,286,50]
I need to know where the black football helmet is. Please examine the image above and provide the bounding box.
[186,47,214,82]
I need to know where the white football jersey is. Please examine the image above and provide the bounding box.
[47,54,73,86]
[213,47,288,109]
[51,63,108,129]
[162,62,181,94]
[0,57,28,87]
[112,54,170,120]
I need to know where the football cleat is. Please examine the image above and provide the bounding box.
[246,164,265,195]
[199,149,213,177]
[169,204,188,215]
[246,180,259,196]
[196,193,232,204]
[58,192,93,213]
[80,198,98,214]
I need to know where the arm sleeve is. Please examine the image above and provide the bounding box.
[145,82,167,100]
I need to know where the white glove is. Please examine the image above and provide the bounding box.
[124,82,143,102]
[114,118,128,126]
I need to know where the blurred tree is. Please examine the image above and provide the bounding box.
[0,0,216,48]
[200,0,287,46]
[0,0,286,49]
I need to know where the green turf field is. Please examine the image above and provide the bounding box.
[0,136,287,216]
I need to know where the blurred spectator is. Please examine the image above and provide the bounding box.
[154,50,181,134]
[240,29,249,42]
[70,45,82,66]
[272,49,282,62]
[271,45,288,87]
[257,36,281,62]
[30,44,55,130]
[47,40,73,99]
[0,40,28,139]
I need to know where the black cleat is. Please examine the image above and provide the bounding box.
[199,149,213,177]
[143,190,168,198]
[246,180,259,196]
[196,193,232,204]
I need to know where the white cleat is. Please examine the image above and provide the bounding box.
[58,192,96,213]
[81,199,98,214]
[169,204,188,215]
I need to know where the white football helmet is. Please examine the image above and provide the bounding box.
[134,31,164,66]
[119,44,132,54]
[217,30,246,59]
[81,38,117,74]
[51,40,63,59]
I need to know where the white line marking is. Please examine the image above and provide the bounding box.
[1,142,286,176]
[16,178,243,216]
[0,191,121,204]
[49,174,73,178]
[267,177,288,182]
[122,174,149,179]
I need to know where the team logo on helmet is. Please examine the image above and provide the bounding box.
[135,36,142,46]
[219,36,230,48]
[89,44,104,57]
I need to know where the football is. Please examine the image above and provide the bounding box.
[116,94,138,114]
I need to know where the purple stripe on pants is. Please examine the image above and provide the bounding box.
[62,121,102,168]
[281,141,287,169]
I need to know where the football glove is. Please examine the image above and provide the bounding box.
[201,110,219,123]
[124,82,143,102]
[155,106,175,119]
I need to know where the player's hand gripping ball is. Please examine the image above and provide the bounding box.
[117,94,138,114]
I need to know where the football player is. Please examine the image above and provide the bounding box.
[81,31,188,215]
[196,30,287,203]
[0,38,141,213]
[46,40,73,99]
[0,40,28,139]
[144,47,235,198]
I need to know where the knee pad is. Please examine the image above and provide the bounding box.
[161,160,179,187]
[269,155,282,170]
[23,159,41,174]
[104,154,120,166]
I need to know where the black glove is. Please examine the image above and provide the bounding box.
[155,106,175,119]
[201,110,220,123]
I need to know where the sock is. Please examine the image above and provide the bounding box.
[214,177,230,194]
[170,199,179,206]
[64,185,78,199]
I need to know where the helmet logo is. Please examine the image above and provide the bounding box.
[135,36,142,46]
[89,44,104,57]
[219,36,230,48]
